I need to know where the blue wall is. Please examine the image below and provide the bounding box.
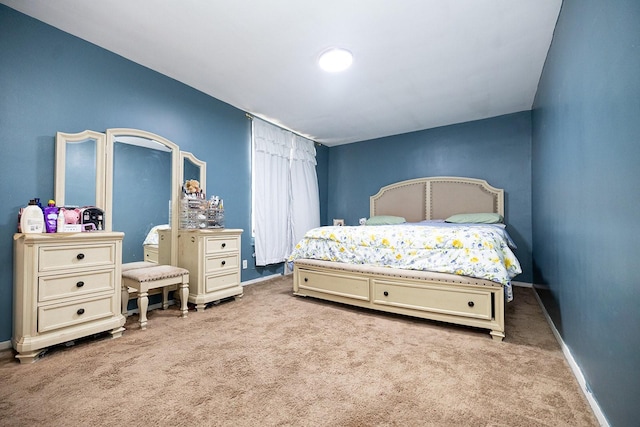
[327,112,533,283]
[532,1,640,426]
[0,5,266,342]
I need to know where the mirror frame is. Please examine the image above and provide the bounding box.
[55,128,208,267]
[105,128,180,265]
[55,130,106,209]
[180,151,207,195]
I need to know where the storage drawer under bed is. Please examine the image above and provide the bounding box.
[372,278,493,320]
[295,268,370,301]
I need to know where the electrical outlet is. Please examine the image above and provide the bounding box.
[242,259,248,269]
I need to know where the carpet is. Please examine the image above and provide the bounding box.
[0,275,598,426]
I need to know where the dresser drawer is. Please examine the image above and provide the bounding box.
[39,243,116,272]
[205,271,240,293]
[38,295,116,333]
[39,269,114,302]
[205,253,239,274]
[372,279,493,320]
[144,245,159,263]
[205,236,239,254]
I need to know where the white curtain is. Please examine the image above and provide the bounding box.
[253,119,292,266]
[289,134,320,254]
[253,119,320,266]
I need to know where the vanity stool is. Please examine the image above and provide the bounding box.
[121,264,189,330]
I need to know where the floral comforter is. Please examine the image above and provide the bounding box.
[288,224,522,302]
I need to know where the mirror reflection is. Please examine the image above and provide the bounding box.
[181,151,206,194]
[113,136,172,263]
[66,139,96,207]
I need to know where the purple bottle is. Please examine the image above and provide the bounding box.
[43,200,59,233]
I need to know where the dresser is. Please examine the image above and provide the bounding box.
[175,229,243,311]
[143,229,171,264]
[13,232,126,363]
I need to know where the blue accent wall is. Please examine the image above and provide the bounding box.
[327,112,533,283]
[0,5,263,342]
[532,1,640,426]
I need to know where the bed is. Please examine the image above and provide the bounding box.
[289,176,522,341]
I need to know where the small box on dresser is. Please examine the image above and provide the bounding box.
[177,228,243,311]
[13,232,126,363]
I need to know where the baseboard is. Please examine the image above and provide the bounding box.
[0,340,11,351]
[241,273,282,287]
[532,288,609,427]
[512,280,532,288]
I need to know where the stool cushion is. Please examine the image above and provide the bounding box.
[122,265,189,283]
[122,261,157,272]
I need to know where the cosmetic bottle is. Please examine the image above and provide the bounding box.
[43,200,59,233]
[20,199,45,234]
[57,209,66,233]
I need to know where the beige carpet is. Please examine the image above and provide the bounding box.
[0,276,597,427]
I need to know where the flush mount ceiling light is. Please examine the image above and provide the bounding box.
[318,48,353,72]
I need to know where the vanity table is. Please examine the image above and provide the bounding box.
[170,228,243,310]
[12,127,238,362]
[13,232,125,363]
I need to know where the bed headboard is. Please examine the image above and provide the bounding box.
[370,176,504,222]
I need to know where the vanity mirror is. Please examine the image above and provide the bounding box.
[55,130,106,209]
[54,128,243,313]
[54,128,208,267]
[181,151,207,194]
[105,128,180,265]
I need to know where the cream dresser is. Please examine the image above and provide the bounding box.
[143,229,171,264]
[13,232,126,363]
[175,229,243,311]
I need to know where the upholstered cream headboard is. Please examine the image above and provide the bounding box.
[370,176,504,222]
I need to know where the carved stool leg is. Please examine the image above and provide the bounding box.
[137,291,149,330]
[162,286,169,310]
[121,284,129,315]
[179,282,189,318]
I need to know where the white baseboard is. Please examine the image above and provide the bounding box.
[512,280,532,288]
[241,273,282,287]
[532,287,609,427]
[0,340,11,351]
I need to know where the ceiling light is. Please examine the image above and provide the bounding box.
[318,48,353,72]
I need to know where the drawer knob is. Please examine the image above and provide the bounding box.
[76,281,85,288]
[304,277,308,282]
[77,308,85,315]
[221,260,226,266]
[221,243,226,248]
[76,253,85,260]
[468,301,475,307]
[383,291,389,297]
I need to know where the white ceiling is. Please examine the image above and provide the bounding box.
[2,0,561,146]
